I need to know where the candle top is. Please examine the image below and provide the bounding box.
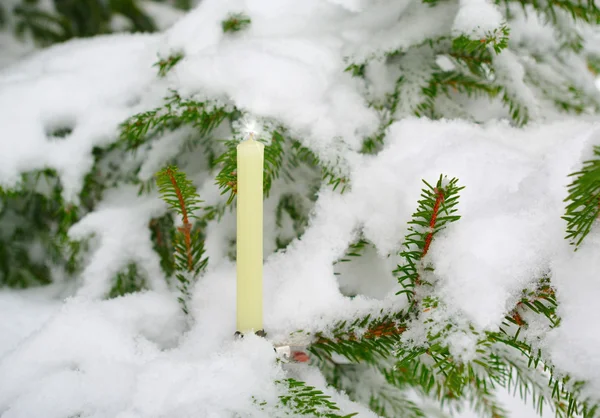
[237,136,264,151]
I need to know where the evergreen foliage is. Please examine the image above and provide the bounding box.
[277,379,358,418]
[2,0,162,46]
[297,176,598,418]
[394,176,463,308]
[563,145,600,248]
[221,12,251,33]
[156,165,208,314]
[154,51,184,77]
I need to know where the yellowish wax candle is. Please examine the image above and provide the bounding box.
[236,137,264,333]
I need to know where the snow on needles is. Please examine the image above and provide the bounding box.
[1,0,600,417]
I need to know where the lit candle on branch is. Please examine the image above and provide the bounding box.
[236,131,264,335]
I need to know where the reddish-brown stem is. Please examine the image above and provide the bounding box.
[166,168,193,271]
[150,219,163,247]
[422,187,445,258]
[315,321,407,345]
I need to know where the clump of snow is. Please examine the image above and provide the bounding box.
[452,0,503,38]
[0,34,161,200]
[68,186,169,298]
[548,231,600,397]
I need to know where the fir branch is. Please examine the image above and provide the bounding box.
[214,129,286,205]
[452,25,510,55]
[547,0,600,24]
[310,311,410,364]
[156,166,202,226]
[501,89,530,126]
[120,92,231,150]
[287,140,349,193]
[221,12,251,33]
[214,139,238,204]
[108,263,146,298]
[434,71,500,99]
[505,276,560,329]
[337,238,371,264]
[563,145,600,248]
[394,176,463,307]
[263,131,286,197]
[277,378,358,417]
[486,332,598,417]
[154,52,184,78]
[275,193,310,249]
[149,214,176,278]
[156,166,208,314]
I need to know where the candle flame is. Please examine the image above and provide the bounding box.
[238,116,261,141]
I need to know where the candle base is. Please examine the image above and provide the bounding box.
[274,344,310,363]
[234,329,266,339]
[233,332,309,363]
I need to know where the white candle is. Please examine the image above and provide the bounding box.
[236,136,264,333]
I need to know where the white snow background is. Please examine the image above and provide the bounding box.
[1,0,600,417]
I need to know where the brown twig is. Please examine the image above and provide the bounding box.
[314,321,407,345]
[166,168,193,271]
[422,187,445,258]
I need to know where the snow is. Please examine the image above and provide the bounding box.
[68,186,169,298]
[0,34,161,201]
[452,0,504,38]
[1,0,600,416]
[4,117,598,417]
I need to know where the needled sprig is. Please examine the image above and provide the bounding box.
[120,92,231,150]
[221,12,251,33]
[394,175,463,308]
[452,26,510,55]
[310,311,410,364]
[277,379,358,418]
[154,52,184,78]
[214,128,316,206]
[563,145,600,248]
[156,166,208,314]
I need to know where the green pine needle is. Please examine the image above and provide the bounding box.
[154,52,184,78]
[394,175,463,306]
[277,378,358,418]
[221,12,251,33]
[563,146,600,248]
[156,165,208,314]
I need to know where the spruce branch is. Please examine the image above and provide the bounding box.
[505,276,560,329]
[120,92,231,150]
[452,25,510,55]
[336,238,371,264]
[156,166,208,314]
[277,378,358,417]
[275,193,310,249]
[108,263,146,298]
[149,215,176,278]
[221,12,251,33]
[394,176,463,307]
[214,139,239,204]
[563,145,600,248]
[310,311,410,364]
[500,89,530,126]
[154,52,184,78]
